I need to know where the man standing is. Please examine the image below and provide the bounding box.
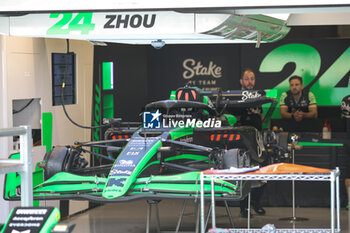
[237,68,263,130]
[237,68,266,217]
[280,75,318,121]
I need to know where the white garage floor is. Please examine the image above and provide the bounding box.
[60,200,349,233]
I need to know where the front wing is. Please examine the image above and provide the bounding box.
[4,171,249,202]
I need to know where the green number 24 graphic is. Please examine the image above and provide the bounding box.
[260,43,350,107]
[47,13,95,35]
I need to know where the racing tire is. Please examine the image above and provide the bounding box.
[43,146,87,180]
[43,146,69,180]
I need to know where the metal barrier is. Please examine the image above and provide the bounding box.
[0,126,33,206]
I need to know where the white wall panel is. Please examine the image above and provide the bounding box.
[0,36,93,222]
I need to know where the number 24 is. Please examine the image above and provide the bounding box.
[47,13,95,35]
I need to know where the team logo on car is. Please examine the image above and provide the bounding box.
[143,110,161,129]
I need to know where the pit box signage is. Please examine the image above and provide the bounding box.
[1,207,60,233]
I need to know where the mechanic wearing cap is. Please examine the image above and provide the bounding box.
[279,75,318,121]
[237,68,266,218]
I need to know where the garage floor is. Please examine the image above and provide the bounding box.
[60,200,349,233]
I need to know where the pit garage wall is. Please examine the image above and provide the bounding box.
[94,38,350,206]
[94,39,350,122]
[0,35,93,223]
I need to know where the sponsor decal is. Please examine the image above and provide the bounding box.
[178,136,193,143]
[110,170,132,176]
[241,90,262,101]
[93,84,101,154]
[107,178,127,187]
[183,58,222,79]
[3,207,56,233]
[182,58,223,91]
[118,160,135,167]
[15,210,47,215]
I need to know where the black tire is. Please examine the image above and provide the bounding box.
[43,146,87,180]
[43,146,69,180]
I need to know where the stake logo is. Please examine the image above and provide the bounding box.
[143,110,162,129]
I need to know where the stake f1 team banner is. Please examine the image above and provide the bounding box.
[92,39,350,122]
[145,40,350,112]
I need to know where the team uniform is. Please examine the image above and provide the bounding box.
[279,90,317,113]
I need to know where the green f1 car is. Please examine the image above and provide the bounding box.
[4,86,284,203]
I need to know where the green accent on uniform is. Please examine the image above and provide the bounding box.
[103,94,114,118]
[308,92,316,105]
[102,62,113,90]
[297,142,344,147]
[42,112,53,152]
[279,92,287,105]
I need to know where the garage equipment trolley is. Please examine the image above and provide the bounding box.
[200,167,341,233]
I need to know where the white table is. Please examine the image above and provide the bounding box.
[200,168,341,233]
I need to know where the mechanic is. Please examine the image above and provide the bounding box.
[236,68,266,218]
[279,75,318,122]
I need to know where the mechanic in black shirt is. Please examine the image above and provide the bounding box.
[236,68,266,218]
[280,75,317,121]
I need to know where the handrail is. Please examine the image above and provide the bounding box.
[0,125,33,206]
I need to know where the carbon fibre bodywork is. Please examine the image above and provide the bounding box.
[4,87,277,203]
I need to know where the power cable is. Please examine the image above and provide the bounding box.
[13,99,34,114]
[60,39,111,129]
